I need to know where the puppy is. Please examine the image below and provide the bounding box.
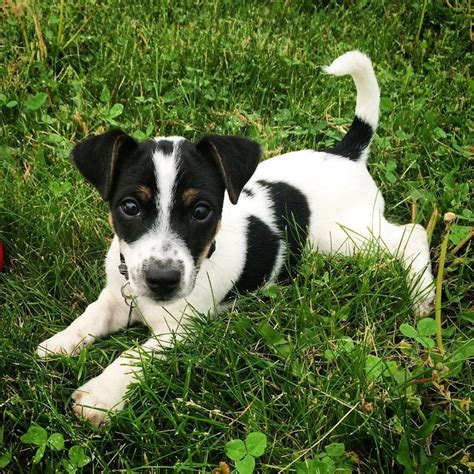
[37,51,434,426]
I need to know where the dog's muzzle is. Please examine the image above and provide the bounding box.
[144,259,183,300]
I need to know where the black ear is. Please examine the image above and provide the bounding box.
[196,135,262,204]
[71,129,137,200]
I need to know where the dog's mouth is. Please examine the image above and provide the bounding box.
[146,293,175,304]
[138,282,185,305]
[140,285,195,305]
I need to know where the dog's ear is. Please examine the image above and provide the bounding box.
[71,129,137,201]
[196,135,262,204]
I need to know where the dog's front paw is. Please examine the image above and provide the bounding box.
[36,328,93,358]
[72,375,126,426]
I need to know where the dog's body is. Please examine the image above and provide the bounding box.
[37,52,434,425]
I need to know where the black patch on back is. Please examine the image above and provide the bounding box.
[155,140,174,155]
[225,216,279,300]
[224,180,310,301]
[258,180,310,282]
[326,116,373,161]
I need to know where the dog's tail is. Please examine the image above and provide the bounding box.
[324,51,380,163]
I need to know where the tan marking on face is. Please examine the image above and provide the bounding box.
[136,185,153,203]
[206,140,236,203]
[106,134,129,199]
[182,188,200,207]
[196,219,221,266]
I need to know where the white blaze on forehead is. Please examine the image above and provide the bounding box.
[152,137,184,232]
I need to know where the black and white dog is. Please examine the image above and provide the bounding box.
[37,52,434,425]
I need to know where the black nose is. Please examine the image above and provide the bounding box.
[145,265,181,297]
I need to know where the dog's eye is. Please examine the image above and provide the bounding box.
[120,199,140,217]
[192,202,211,221]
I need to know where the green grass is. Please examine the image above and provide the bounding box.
[0,1,472,472]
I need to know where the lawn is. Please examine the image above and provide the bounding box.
[0,1,472,472]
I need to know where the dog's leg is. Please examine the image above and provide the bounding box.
[70,299,192,426]
[36,287,134,357]
[71,335,161,426]
[37,236,139,357]
[382,222,435,316]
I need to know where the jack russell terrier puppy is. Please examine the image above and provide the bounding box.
[37,51,435,426]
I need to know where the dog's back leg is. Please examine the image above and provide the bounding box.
[381,222,435,316]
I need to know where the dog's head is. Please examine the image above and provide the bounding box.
[72,129,261,303]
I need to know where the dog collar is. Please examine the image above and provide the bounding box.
[118,253,129,280]
[118,253,134,329]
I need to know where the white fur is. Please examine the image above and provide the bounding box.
[37,51,434,426]
[152,137,181,233]
[324,50,380,132]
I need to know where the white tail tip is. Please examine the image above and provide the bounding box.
[324,50,380,130]
[324,51,373,77]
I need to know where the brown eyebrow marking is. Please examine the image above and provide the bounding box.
[136,185,153,202]
[182,188,200,207]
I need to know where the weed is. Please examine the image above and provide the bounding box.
[2,424,91,472]
[400,318,437,349]
[295,442,354,473]
[224,432,267,474]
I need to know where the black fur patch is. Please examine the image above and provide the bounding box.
[225,216,280,300]
[109,140,160,243]
[326,116,373,161]
[258,180,310,282]
[225,180,311,300]
[242,188,255,198]
[196,135,262,204]
[169,140,225,265]
[155,139,174,155]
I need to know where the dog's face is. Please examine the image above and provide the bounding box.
[72,130,261,303]
[109,138,226,302]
